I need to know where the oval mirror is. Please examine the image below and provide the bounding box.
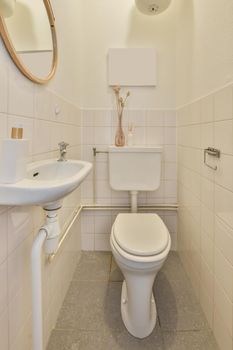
[0,0,58,84]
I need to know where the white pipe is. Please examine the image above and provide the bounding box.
[130,191,138,213]
[82,204,178,211]
[31,228,48,350]
[93,151,96,204]
[31,210,61,350]
[44,212,61,254]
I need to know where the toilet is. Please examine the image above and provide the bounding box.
[108,146,171,339]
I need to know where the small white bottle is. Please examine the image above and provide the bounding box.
[127,123,134,146]
[0,127,28,183]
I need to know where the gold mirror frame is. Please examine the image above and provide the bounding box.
[0,0,58,84]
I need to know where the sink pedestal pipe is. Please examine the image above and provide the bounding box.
[31,203,61,350]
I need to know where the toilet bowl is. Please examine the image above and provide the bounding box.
[110,213,171,339]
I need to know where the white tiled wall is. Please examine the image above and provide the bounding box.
[81,108,177,251]
[177,83,233,350]
[0,40,82,350]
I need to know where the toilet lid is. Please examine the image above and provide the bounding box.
[113,213,169,256]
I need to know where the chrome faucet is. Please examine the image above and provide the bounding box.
[58,141,69,162]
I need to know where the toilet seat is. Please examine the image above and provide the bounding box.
[112,213,169,257]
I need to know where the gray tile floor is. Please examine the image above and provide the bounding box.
[47,252,219,350]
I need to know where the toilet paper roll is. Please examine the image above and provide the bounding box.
[0,0,16,18]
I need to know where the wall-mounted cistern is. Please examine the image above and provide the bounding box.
[108,146,163,213]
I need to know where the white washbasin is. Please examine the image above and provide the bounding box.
[0,159,92,206]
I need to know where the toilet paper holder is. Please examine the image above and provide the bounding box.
[204,147,220,171]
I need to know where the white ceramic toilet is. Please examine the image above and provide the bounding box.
[108,146,171,339]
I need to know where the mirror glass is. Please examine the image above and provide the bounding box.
[0,0,57,83]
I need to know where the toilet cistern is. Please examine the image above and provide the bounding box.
[108,146,162,212]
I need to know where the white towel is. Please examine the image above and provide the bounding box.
[0,0,15,18]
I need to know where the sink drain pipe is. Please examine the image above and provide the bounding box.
[31,209,61,350]
[31,228,47,350]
